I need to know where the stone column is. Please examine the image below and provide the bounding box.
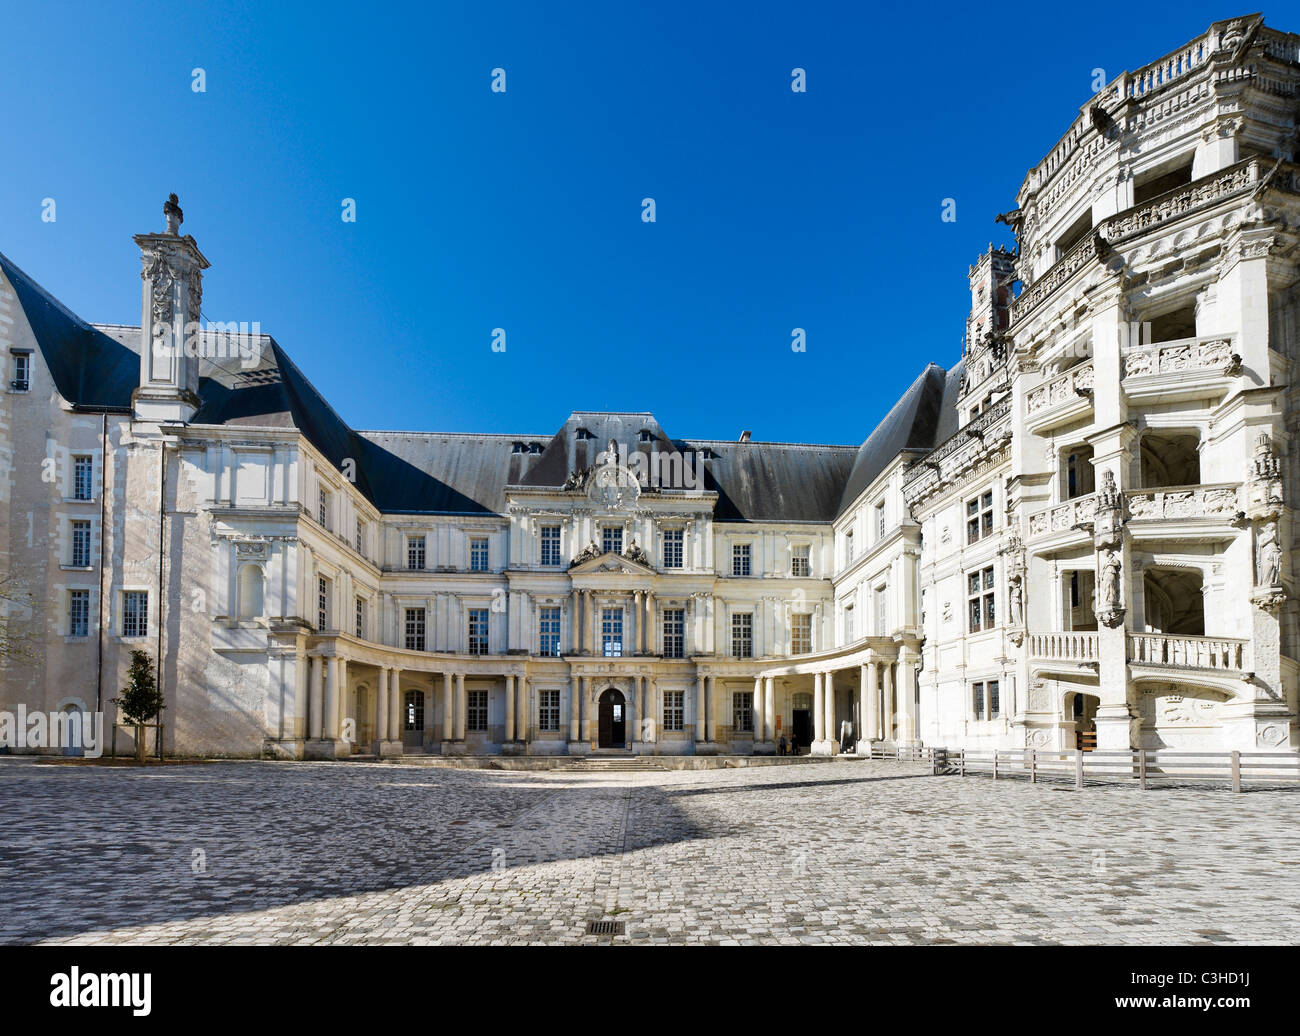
[309,656,324,740]
[338,660,351,744]
[389,668,403,742]
[570,675,582,741]
[696,676,707,742]
[753,677,764,741]
[824,670,836,747]
[897,646,918,744]
[517,673,529,743]
[764,677,775,746]
[375,665,390,752]
[505,674,516,742]
[863,659,879,742]
[882,663,895,742]
[442,672,453,743]
[645,593,654,654]
[585,592,595,654]
[813,672,825,744]
[293,652,309,742]
[632,590,643,653]
[455,672,466,739]
[324,657,339,740]
[625,677,637,748]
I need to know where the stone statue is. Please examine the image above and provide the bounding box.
[164,193,183,235]
[623,538,651,567]
[1099,549,1123,612]
[1257,520,1282,586]
[1009,576,1024,626]
[569,539,601,567]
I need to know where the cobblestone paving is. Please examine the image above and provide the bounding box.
[1,758,1296,945]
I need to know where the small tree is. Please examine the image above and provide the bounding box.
[113,650,165,763]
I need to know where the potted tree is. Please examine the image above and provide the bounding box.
[113,649,165,763]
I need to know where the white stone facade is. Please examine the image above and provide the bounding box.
[2,16,1298,759]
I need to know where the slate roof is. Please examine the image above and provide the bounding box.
[1,248,958,524]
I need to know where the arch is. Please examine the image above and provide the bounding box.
[597,687,626,748]
[238,564,265,619]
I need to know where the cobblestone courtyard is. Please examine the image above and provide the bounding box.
[1,757,1296,945]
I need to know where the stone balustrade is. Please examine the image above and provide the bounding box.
[1025,361,1094,421]
[1124,483,1242,521]
[1127,633,1248,671]
[1028,631,1099,662]
[1026,492,1098,539]
[1121,333,1236,380]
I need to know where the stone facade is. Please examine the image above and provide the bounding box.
[2,16,1299,759]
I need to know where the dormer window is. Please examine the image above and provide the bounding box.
[638,429,653,443]
[576,427,595,440]
[529,441,543,454]
[10,351,31,392]
[511,441,526,453]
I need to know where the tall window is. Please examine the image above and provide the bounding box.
[791,613,812,654]
[601,526,622,555]
[318,486,329,528]
[791,544,810,577]
[731,612,753,658]
[123,590,148,637]
[355,597,366,639]
[407,535,426,570]
[875,501,887,540]
[317,576,330,631]
[69,589,89,637]
[972,680,1000,720]
[663,690,685,732]
[968,566,996,632]
[662,608,685,658]
[601,607,624,657]
[467,690,488,731]
[468,609,489,655]
[539,606,561,656]
[540,525,562,567]
[72,455,93,501]
[732,692,753,734]
[404,608,426,651]
[662,528,684,569]
[875,586,888,635]
[404,689,424,731]
[70,520,91,567]
[539,690,561,731]
[844,603,855,643]
[732,543,751,576]
[469,537,489,571]
[355,519,366,557]
[11,351,30,391]
[966,490,994,544]
[845,529,855,564]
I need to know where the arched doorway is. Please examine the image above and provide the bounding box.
[597,688,626,748]
[1066,691,1100,751]
[791,692,813,755]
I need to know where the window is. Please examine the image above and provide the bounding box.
[732,542,751,576]
[601,526,622,555]
[733,692,754,734]
[731,612,753,658]
[966,491,994,544]
[972,680,1001,720]
[968,566,996,632]
[844,603,855,643]
[539,690,561,732]
[404,608,426,651]
[317,486,329,528]
[662,528,683,569]
[404,689,424,731]
[601,607,624,657]
[123,590,148,637]
[468,608,489,655]
[70,520,91,567]
[69,589,89,637]
[876,586,888,635]
[239,566,264,619]
[662,608,685,658]
[791,613,812,654]
[469,537,489,571]
[845,529,854,564]
[355,597,366,638]
[540,525,562,567]
[317,576,329,632]
[539,606,561,656]
[875,501,887,540]
[72,456,93,501]
[11,351,30,391]
[467,690,488,731]
[407,535,426,571]
[663,690,685,732]
[791,544,810,577]
[355,519,365,557]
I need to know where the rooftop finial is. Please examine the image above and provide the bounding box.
[164,193,183,235]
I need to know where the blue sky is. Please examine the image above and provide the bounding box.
[0,0,1246,444]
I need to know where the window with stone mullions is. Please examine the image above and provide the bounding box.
[968,566,996,632]
[966,490,994,544]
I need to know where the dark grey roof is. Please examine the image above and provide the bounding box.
[1,248,945,523]
[836,362,962,516]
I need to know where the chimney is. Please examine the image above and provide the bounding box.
[131,193,210,423]
[738,430,752,442]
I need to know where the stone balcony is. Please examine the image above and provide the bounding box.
[1026,483,1243,548]
[1028,631,1099,663]
[1024,360,1094,434]
[1026,492,1098,543]
[1127,632,1248,672]
[1121,333,1240,405]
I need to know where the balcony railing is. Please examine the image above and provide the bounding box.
[902,398,1011,498]
[1121,333,1236,380]
[1025,361,1094,422]
[1026,492,1097,539]
[1009,232,1101,325]
[1028,631,1099,662]
[1125,483,1242,521]
[1128,633,1247,671]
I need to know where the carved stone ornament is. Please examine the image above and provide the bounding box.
[1245,432,1284,522]
[569,540,602,568]
[1093,469,1126,550]
[622,539,652,567]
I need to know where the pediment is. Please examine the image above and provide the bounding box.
[568,551,656,576]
